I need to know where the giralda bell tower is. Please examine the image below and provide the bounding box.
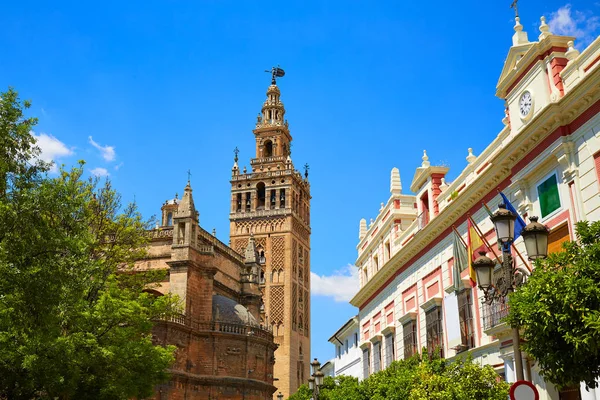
[229,69,311,398]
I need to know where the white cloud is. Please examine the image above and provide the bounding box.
[114,162,124,171]
[547,4,600,47]
[90,167,109,177]
[311,264,360,302]
[88,136,116,162]
[32,132,74,173]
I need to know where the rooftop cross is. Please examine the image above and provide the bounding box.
[234,147,239,163]
[304,163,310,179]
[187,169,192,183]
[510,0,519,18]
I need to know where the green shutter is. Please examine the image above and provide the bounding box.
[538,174,561,218]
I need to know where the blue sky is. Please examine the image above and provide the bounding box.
[2,0,599,365]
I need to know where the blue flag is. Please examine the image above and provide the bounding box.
[499,192,527,241]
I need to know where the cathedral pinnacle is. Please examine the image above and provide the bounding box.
[176,181,196,219]
[390,167,402,195]
[421,150,430,168]
[538,16,552,40]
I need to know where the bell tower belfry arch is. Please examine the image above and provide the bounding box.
[229,71,311,398]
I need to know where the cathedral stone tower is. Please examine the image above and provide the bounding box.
[229,76,311,398]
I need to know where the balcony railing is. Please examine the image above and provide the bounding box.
[157,314,273,341]
[481,298,510,331]
[417,211,429,230]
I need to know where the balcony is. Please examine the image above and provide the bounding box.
[157,314,274,341]
[250,155,287,165]
[482,298,510,334]
[417,211,429,230]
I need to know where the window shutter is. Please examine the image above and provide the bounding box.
[538,174,561,217]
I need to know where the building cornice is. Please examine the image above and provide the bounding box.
[351,65,600,309]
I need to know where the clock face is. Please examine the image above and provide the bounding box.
[519,91,532,117]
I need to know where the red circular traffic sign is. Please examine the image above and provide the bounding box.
[510,380,539,400]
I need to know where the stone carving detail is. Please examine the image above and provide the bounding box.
[270,286,284,324]
[271,236,285,270]
[234,238,248,255]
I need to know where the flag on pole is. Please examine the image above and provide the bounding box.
[452,229,468,293]
[499,192,527,241]
[467,218,484,286]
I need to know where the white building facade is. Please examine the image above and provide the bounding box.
[351,15,600,400]
[327,316,363,379]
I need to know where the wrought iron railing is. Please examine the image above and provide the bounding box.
[157,314,273,341]
[417,211,429,230]
[481,298,510,331]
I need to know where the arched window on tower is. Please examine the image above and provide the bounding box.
[166,212,173,226]
[264,140,273,157]
[256,182,266,210]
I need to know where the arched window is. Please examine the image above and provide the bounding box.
[264,140,273,157]
[166,212,173,226]
[256,182,266,210]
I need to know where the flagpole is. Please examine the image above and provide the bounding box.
[483,200,532,273]
[468,215,502,265]
[451,226,468,248]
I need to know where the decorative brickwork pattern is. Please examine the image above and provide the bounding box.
[293,219,310,241]
[304,249,310,286]
[254,236,267,250]
[304,289,310,337]
[292,239,297,275]
[234,238,248,255]
[292,283,297,331]
[269,286,284,324]
[271,236,285,269]
[234,217,286,235]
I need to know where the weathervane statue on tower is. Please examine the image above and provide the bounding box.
[265,66,285,84]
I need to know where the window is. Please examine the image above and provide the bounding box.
[426,306,444,358]
[245,192,251,211]
[236,193,242,212]
[345,339,349,353]
[166,212,173,226]
[337,345,341,358]
[458,289,475,350]
[385,241,391,260]
[537,174,561,218]
[279,189,286,208]
[264,140,273,157]
[256,182,266,210]
[384,333,395,367]
[354,332,359,347]
[362,349,370,378]
[373,341,382,372]
[403,320,418,359]
[373,254,379,271]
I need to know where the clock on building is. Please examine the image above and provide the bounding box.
[519,90,533,118]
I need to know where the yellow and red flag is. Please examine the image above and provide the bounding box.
[467,217,486,286]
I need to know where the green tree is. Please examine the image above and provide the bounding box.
[287,354,508,400]
[0,88,178,399]
[507,220,600,390]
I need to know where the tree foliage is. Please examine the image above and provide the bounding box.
[288,354,508,400]
[0,88,178,399]
[507,220,600,390]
